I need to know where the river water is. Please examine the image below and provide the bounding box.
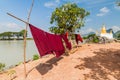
[0,40,38,69]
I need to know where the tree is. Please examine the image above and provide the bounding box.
[118,3,120,6]
[0,33,2,39]
[0,32,13,40]
[13,32,20,39]
[0,33,5,40]
[13,30,26,40]
[5,32,13,39]
[50,3,90,35]
[19,30,26,39]
[0,29,26,40]
[116,0,120,6]
[118,34,120,39]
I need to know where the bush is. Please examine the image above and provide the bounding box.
[83,36,88,39]
[33,54,39,60]
[0,63,5,71]
[84,34,100,43]
[87,34,96,38]
[93,38,99,43]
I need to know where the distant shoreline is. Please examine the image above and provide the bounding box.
[0,38,33,41]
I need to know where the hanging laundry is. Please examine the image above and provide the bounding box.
[29,24,65,57]
[61,34,72,50]
[75,34,83,44]
[46,33,65,57]
[29,24,52,56]
[65,31,69,38]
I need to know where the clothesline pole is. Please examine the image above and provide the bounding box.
[7,13,29,24]
[7,0,34,79]
[23,0,34,79]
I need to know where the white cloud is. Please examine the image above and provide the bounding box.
[111,26,120,33]
[55,0,60,3]
[100,7,109,13]
[0,22,24,33]
[44,2,56,8]
[62,0,81,4]
[97,13,105,16]
[97,7,110,16]
[62,0,105,4]
[44,0,60,8]
[6,23,19,28]
[63,0,114,7]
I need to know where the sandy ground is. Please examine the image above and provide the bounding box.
[0,42,120,80]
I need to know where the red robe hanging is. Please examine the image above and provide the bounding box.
[29,24,65,57]
[60,34,72,50]
[75,34,83,44]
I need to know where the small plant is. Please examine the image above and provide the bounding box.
[0,63,5,71]
[93,38,99,43]
[7,70,16,80]
[83,36,88,39]
[33,54,39,60]
[85,34,99,43]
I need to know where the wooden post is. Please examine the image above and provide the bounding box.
[7,0,34,79]
[7,13,30,79]
[23,0,34,78]
[7,13,29,24]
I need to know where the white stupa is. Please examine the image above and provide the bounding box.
[100,24,113,39]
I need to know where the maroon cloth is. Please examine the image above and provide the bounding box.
[29,24,52,56]
[75,34,83,44]
[46,33,65,57]
[29,24,65,57]
[61,34,72,50]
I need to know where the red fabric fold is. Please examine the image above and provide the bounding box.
[29,24,65,57]
[46,33,65,57]
[61,34,72,50]
[75,34,83,44]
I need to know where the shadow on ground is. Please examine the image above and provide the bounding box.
[36,57,63,75]
[75,48,120,80]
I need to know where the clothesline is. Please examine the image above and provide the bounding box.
[29,24,72,57]
[7,13,29,24]
[7,12,83,58]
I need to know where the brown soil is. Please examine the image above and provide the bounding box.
[0,42,120,80]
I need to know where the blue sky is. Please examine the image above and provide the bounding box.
[0,0,120,37]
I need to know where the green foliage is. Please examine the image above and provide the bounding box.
[118,3,120,6]
[71,34,76,40]
[0,63,5,71]
[49,26,64,34]
[0,32,12,40]
[83,36,88,39]
[19,30,27,38]
[117,34,120,40]
[87,34,96,38]
[93,37,99,43]
[114,31,120,40]
[33,54,39,60]
[84,34,99,43]
[116,1,120,6]
[50,3,90,34]
[0,29,27,40]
